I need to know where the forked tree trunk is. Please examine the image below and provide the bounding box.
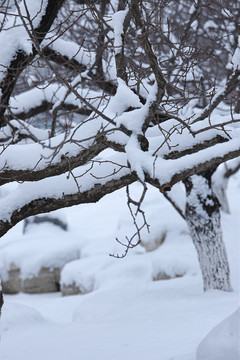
[184,171,232,292]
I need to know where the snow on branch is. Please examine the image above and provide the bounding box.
[110,8,128,56]
[7,83,103,121]
[232,36,240,70]
[42,37,95,69]
[0,0,240,241]
[0,111,129,185]
[0,0,65,122]
[0,128,239,237]
[0,154,134,237]
[192,69,240,124]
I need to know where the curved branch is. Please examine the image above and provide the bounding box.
[42,46,88,72]
[0,134,125,186]
[192,69,240,124]
[0,172,137,238]
[7,100,91,121]
[147,144,240,192]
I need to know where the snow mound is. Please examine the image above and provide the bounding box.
[0,223,82,282]
[196,307,240,360]
[61,254,152,294]
[94,255,152,290]
[1,302,46,330]
[60,255,115,294]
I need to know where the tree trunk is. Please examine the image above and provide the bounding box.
[0,289,3,316]
[184,171,232,292]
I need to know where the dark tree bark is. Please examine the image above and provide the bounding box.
[184,171,232,292]
[0,289,3,315]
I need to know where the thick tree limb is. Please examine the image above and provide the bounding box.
[42,47,88,72]
[0,134,126,186]
[0,172,138,238]
[164,135,228,160]
[153,147,240,192]
[40,46,117,95]
[0,140,239,239]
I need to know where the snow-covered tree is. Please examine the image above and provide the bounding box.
[0,0,240,310]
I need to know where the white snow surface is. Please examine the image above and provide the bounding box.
[0,174,239,360]
[196,308,240,360]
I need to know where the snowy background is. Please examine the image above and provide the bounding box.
[0,174,239,360]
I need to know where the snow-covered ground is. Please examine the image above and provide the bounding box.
[0,175,239,360]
